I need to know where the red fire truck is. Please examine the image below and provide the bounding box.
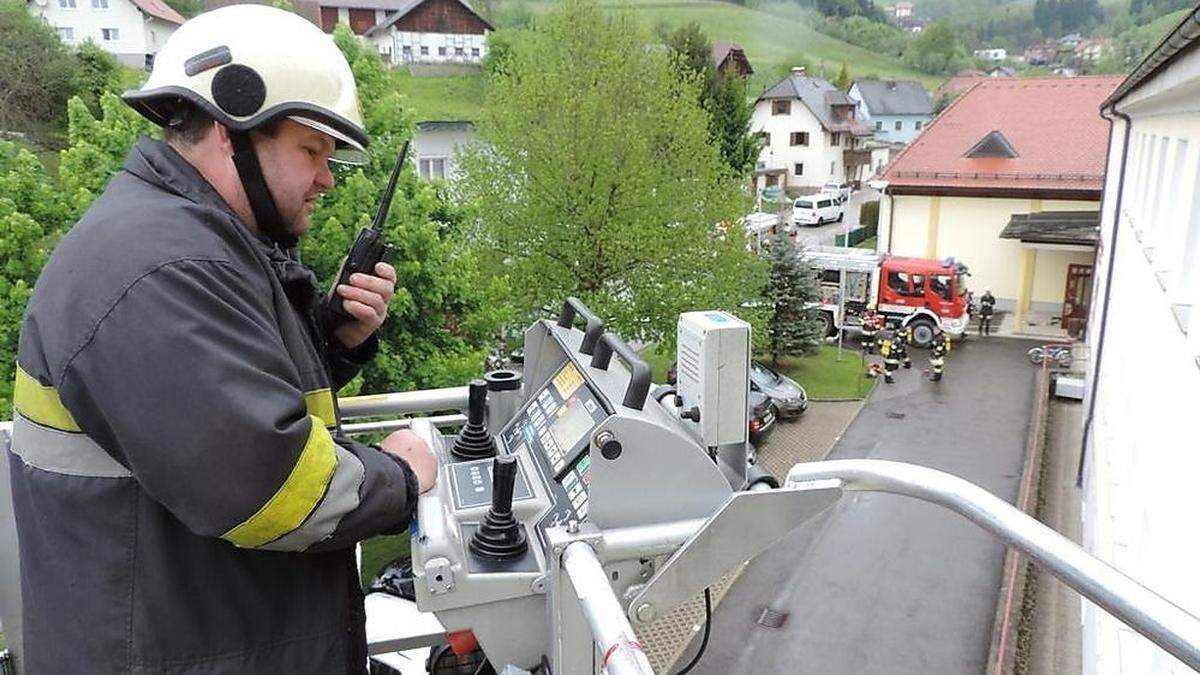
[801,246,971,347]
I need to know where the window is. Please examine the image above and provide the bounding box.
[102,28,119,40]
[887,271,925,297]
[875,121,882,131]
[916,120,924,130]
[831,133,840,147]
[830,161,835,175]
[931,274,953,301]
[438,46,447,56]
[419,157,447,180]
[894,120,903,131]
[455,46,464,56]
[471,47,480,57]
[819,269,842,284]
[402,45,412,57]
[420,45,429,56]
[91,0,108,8]
[794,162,804,176]
[817,199,832,208]
[772,100,790,116]
[56,26,74,40]
[58,0,76,8]
[757,131,770,146]
[790,132,809,146]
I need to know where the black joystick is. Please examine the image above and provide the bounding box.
[469,455,528,560]
[452,380,496,461]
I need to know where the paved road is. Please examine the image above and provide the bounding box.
[790,187,880,247]
[694,337,1042,675]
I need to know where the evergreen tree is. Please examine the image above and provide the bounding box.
[834,62,852,91]
[763,232,823,364]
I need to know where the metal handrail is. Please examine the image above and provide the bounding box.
[561,542,655,675]
[785,460,1200,670]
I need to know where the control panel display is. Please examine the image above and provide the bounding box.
[500,363,605,477]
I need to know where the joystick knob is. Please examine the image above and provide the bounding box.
[469,455,528,561]
[452,380,496,461]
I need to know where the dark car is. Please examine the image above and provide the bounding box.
[749,360,808,420]
[749,390,776,443]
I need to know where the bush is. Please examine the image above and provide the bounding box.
[0,1,81,137]
[860,200,880,227]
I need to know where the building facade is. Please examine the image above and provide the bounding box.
[412,120,474,182]
[751,69,873,194]
[847,79,932,145]
[875,76,1122,335]
[1082,10,1200,674]
[27,0,183,68]
[362,0,491,66]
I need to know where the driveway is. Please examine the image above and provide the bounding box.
[693,337,1042,675]
[789,187,880,247]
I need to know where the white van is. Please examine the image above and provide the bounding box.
[821,182,851,204]
[793,196,844,227]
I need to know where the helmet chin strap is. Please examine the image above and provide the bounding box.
[230,130,297,249]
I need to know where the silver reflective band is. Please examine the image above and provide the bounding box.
[259,444,365,551]
[9,414,131,478]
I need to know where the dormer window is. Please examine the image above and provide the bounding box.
[772,100,791,116]
[965,130,1019,158]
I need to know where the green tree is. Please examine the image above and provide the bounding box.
[763,232,822,364]
[904,20,970,75]
[663,21,759,176]
[72,40,122,116]
[834,62,852,90]
[0,0,81,136]
[458,0,767,349]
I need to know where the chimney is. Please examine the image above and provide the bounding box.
[791,66,806,76]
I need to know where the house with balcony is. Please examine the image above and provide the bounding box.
[750,68,873,195]
[874,75,1122,336]
[28,0,183,68]
[360,0,491,66]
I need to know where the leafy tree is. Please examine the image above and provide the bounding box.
[73,40,122,116]
[763,232,822,364]
[163,0,203,18]
[663,21,759,176]
[0,0,81,136]
[458,0,767,350]
[903,20,970,75]
[834,62,852,91]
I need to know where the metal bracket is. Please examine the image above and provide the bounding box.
[627,481,842,625]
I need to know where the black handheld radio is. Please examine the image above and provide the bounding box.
[325,140,408,325]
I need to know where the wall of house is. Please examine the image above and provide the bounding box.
[751,98,843,192]
[142,17,176,59]
[387,30,487,64]
[412,125,474,181]
[878,193,1098,308]
[1083,56,1200,675]
[28,0,156,66]
[866,114,930,144]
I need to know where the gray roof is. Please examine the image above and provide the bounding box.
[1000,211,1099,246]
[851,80,932,116]
[363,0,492,36]
[317,0,406,8]
[758,74,873,135]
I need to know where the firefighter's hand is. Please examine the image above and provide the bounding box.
[381,430,438,494]
[332,262,396,350]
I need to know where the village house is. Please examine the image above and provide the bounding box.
[360,0,491,66]
[873,76,1123,336]
[973,47,1007,62]
[27,0,183,68]
[750,68,873,195]
[847,79,932,144]
[412,120,474,181]
[711,41,753,78]
[1082,10,1200,673]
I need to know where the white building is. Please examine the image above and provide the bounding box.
[847,79,932,145]
[27,0,184,69]
[1083,10,1200,674]
[893,1,912,18]
[973,48,1008,62]
[361,0,491,66]
[412,120,474,181]
[750,68,873,194]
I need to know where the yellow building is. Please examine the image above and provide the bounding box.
[875,76,1123,336]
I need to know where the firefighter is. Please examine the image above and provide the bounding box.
[879,331,901,384]
[860,303,884,354]
[894,324,914,369]
[8,7,438,672]
[978,287,996,336]
[927,329,952,381]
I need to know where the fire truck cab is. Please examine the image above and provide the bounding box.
[803,246,971,348]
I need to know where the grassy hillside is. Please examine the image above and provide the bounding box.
[393,68,487,121]
[524,0,941,92]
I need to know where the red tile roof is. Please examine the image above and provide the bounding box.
[131,0,185,24]
[882,76,1122,196]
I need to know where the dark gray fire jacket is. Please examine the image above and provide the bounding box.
[9,138,419,673]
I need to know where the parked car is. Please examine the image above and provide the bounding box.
[749,390,776,443]
[793,196,844,227]
[749,360,808,420]
[821,181,851,204]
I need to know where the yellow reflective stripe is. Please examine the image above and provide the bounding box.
[222,415,337,548]
[13,366,81,432]
[304,388,337,428]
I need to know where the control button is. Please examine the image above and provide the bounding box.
[571,492,586,509]
[567,483,582,499]
[577,501,588,518]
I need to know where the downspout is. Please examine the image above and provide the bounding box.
[1078,106,1132,487]
[886,190,896,254]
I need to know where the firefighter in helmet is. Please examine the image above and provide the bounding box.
[878,330,901,384]
[860,303,884,354]
[927,328,952,381]
[894,324,914,369]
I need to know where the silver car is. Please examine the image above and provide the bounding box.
[749,360,808,420]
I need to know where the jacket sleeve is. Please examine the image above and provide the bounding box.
[58,259,419,552]
[325,329,378,391]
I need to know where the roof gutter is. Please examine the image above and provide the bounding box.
[1078,106,1132,488]
[1102,6,1200,109]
